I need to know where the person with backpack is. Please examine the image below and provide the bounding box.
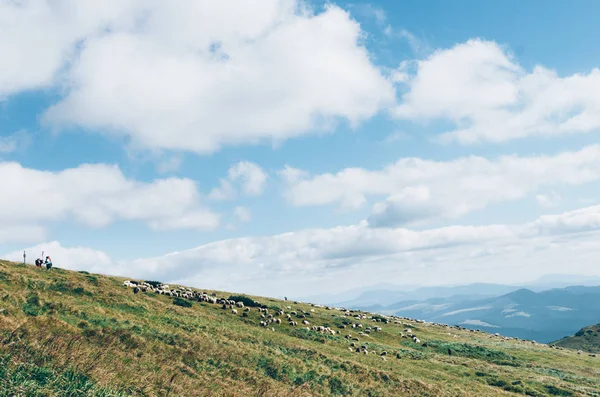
[44,256,53,270]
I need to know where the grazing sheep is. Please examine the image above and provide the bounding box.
[302,320,310,325]
[232,309,238,314]
[133,287,140,294]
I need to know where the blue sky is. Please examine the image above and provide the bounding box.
[2,0,600,297]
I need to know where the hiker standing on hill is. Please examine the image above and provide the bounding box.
[44,256,53,270]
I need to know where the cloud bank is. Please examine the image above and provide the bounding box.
[282,144,600,227]
[0,161,219,243]
[6,205,600,297]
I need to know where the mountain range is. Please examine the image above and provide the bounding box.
[336,285,600,343]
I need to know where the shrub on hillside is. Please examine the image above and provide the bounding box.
[22,292,43,316]
[228,295,259,307]
[173,297,192,308]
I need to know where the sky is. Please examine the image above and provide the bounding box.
[2,0,600,299]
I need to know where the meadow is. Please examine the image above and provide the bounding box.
[0,259,598,397]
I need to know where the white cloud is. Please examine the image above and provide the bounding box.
[234,206,252,223]
[3,241,113,274]
[547,306,573,312]
[7,204,600,297]
[0,0,143,99]
[393,39,600,144]
[530,205,600,236]
[209,161,268,200]
[442,306,492,316]
[0,225,47,245]
[505,311,531,318]
[279,165,310,184]
[281,144,600,227]
[0,0,396,153]
[228,161,268,196]
[156,156,183,174]
[208,179,236,201]
[346,3,387,26]
[0,130,31,154]
[536,192,561,208]
[460,320,499,328]
[0,161,219,242]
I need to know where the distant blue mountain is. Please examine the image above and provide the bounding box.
[349,286,600,343]
[298,274,600,308]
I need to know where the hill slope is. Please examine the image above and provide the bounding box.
[553,324,600,354]
[0,260,599,396]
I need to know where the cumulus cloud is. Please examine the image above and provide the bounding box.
[394,39,600,144]
[7,205,600,297]
[234,206,252,223]
[0,0,142,98]
[0,130,31,154]
[0,0,397,152]
[530,205,600,236]
[536,192,561,208]
[228,162,268,196]
[0,161,219,243]
[209,161,268,200]
[281,144,600,227]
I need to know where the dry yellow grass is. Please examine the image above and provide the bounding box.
[0,259,598,396]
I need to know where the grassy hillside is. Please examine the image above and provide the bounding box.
[553,324,600,354]
[0,260,599,397]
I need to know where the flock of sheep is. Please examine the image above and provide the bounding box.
[121,279,596,359]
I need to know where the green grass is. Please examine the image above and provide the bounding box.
[552,324,600,354]
[0,259,599,396]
